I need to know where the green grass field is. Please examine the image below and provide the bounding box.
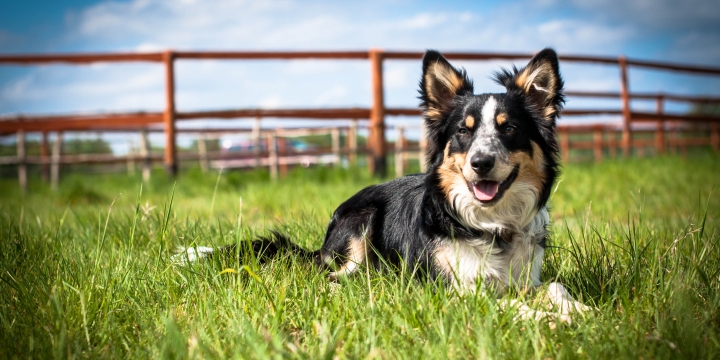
[1,153,719,359]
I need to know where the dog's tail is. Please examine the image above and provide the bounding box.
[171,231,318,265]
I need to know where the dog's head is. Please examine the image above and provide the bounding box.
[420,49,563,230]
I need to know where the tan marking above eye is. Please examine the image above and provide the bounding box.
[496,113,508,126]
[465,115,475,129]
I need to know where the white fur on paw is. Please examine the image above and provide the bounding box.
[546,282,592,315]
[500,299,556,322]
[171,246,215,264]
[499,283,593,328]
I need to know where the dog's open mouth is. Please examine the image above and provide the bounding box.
[469,166,519,204]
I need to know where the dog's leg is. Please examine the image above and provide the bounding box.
[327,236,370,281]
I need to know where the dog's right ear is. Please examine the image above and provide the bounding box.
[419,50,474,122]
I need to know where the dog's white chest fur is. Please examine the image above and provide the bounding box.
[434,207,549,292]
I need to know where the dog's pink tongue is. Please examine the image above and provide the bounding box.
[473,181,499,201]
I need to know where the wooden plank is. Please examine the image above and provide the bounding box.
[385,107,626,117]
[630,112,720,123]
[175,50,369,60]
[0,113,163,132]
[385,108,420,116]
[175,108,371,120]
[557,124,619,133]
[384,51,531,61]
[0,52,163,64]
[565,91,720,103]
[561,109,624,116]
[626,58,720,76]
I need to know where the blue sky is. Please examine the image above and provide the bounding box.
[1,0,720,150]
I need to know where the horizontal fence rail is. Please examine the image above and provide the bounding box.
[1,49,719,191]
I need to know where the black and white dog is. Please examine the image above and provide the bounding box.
[175,49,589,321]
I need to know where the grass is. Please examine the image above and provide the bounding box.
[1,152,719,359]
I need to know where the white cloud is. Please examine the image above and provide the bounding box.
[397,13,450,30]
[314,85,349,105]
[260,96,282,109]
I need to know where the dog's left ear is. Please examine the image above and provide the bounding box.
[498,48,564,124]
[419,50,474,122]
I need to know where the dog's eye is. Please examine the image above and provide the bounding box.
[504,125,516,134]
[457,128,469,135]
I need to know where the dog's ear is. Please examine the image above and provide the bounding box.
[496,48,564,125]
[419,50,473,122]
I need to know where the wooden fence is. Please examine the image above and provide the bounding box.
[1,50,719,191]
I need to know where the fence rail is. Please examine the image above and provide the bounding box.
[1,49,720,191]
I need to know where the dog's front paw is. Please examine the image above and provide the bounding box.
[544,282,594,315]
[171,246,215,264]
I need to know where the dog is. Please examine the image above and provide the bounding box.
[174,48,590,322]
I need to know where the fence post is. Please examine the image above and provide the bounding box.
[198,134,209,172]
[560,128,570,163]
[269,132,278,181]
[618,56,632,157]
[17,130,27,192]
[593,128,602,162]
[711,123,720,152]
[252,117,262,168]
[349,119,358,166]
[369,49,387,177]
[163,50,178,176]
[331,127,340,165]
[655,94,665,155]
[608,129,617,158]
[140,129,151,182]
[127,139,135,176]
[278,132,288,178]
[41,131,49,182]
[51,131,63,190]
[395,126,405,178]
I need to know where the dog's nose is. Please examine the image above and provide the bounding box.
[470,154,495,175]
